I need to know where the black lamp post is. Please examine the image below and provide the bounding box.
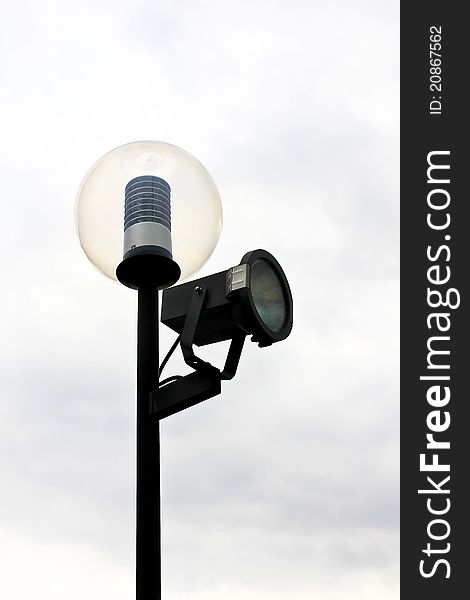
[76,141,293,600]
[135,285,162,598]
[115,174,180,598]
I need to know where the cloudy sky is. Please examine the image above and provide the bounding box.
[0,1,399,598]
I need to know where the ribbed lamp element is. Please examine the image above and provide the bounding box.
[123,175,173,258]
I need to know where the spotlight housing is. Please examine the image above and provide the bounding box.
[161,249,293,348]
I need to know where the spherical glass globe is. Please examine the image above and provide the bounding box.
[75,141,223,285]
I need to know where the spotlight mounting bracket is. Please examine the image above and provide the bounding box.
[151,284,246,420]
[180,284,214,372]
[150,367,222,420]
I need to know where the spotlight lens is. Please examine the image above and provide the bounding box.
[250,259,286,332]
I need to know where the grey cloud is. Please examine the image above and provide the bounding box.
[0,0,398,598]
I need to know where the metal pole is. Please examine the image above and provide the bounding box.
[136,286,161,599]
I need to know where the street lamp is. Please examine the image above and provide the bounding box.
[75,141,293,599]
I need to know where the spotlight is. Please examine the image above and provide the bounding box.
[153,249,293,420]
[161,249,293,348]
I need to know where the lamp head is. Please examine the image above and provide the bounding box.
[75,141,222,288]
